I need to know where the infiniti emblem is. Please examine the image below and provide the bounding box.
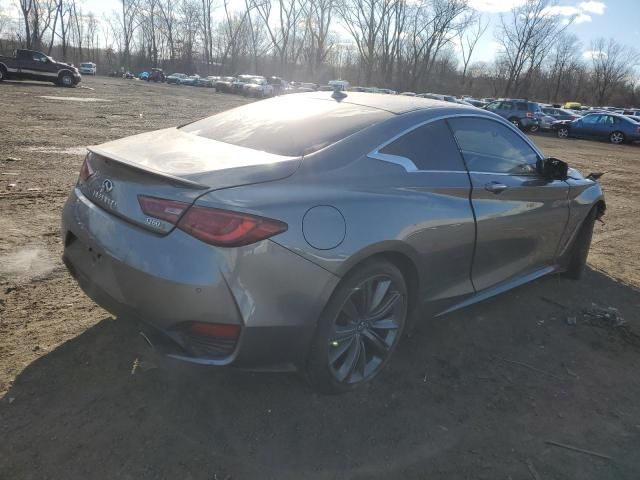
[102,179,113,193]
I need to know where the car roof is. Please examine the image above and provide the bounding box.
[302,91,475,115]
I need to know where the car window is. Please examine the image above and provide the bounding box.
[516,103,528,111]
[486,102,499,111]
[378,120,466,171]
[500,102,513,110]
[32,52,47,63]
[447,117,539,175]
[182,97,392,157]
[581,115,600,124]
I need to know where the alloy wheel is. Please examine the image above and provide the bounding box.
[328,275,405,384]
[610,132,624,144]
[558,127,569,139]
[61,75,72,87]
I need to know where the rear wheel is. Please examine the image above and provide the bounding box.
[557,126,569,139]
[0,66,6,82]
[563,207,597,280]
[609,131,625,144]
[306,259,408,394]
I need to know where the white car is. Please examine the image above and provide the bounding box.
[243,78,274,98]
[79,62,96,75]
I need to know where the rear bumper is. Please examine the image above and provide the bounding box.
[61,187,340,370]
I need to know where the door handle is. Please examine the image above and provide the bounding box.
[484,181,508,194]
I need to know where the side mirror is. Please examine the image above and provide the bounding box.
[537,157,568,181]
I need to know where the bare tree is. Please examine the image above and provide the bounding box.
[458,14,487,86]
[547,33,580,102]
[590,38,639,105]
[497,0,571,97]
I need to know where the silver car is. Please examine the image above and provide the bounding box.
[62,92,605,393]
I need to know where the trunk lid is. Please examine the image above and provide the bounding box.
[80,127,300,234]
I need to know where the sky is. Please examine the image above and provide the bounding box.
[12,0,640,65]
[466,0,640,62]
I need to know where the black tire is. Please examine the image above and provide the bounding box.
[306,259,408,394]
[609,131,625,145]
[509,117,522,130]
[59,72,74,87]
[563,207,597,280]
[0,66,6,82]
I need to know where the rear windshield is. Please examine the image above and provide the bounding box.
[181,97,392,156]
[80,63,93,67]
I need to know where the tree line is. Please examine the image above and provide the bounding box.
[1,0,638,106]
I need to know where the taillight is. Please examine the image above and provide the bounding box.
[138,195,189,224]
[178,205,288,247]
[526,112,534,118]
[78,154,95,182]
[138,195,287,247]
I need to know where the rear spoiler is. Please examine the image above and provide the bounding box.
[88,147,208,190]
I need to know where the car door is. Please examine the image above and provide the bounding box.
[373,119,476,303]
[24,51,52,80]
[447,116,570,292]
[594,115,615,139]
[573,114,600,138]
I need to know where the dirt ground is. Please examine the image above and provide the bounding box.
[1,76,639,480]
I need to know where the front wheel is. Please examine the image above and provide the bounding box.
[610,131,625,144]
[557,126,569,139]
[0,67,6,82]
[59,73,74,87]
[529,124,540,133]
[306,259,408,394]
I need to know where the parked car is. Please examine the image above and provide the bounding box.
[267,76,288,95]
[623,109,640,117]
[232,74,256,93]
[563,101,582,110]
[196,76,218,88]
[149,68,165,82]
[214,76,236,92]
[553,113,640,144]
[166,73,188,84]
[138,71,150,80]
[541,107,579,121]
[79,62,96,75]
[418,93,457,103]
[465,99,488,108]
[62,92,605,393]
[484,99,542,131]
[0,48,81,87]
[180,75,200,86]
[400,92,417,96]
[243,77,274,97]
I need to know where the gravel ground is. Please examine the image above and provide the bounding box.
[1,76,639,480]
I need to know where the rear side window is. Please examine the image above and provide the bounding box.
[516,103,528,111]
[448,117,539,175]
[181,97,392,156]
[379,120,466,171]
[500,101,513,110]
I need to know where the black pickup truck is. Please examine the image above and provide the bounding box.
[0,49,81,87]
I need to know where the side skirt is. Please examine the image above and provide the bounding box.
[434,265,558,317]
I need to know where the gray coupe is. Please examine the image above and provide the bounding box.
[62,92,605,393]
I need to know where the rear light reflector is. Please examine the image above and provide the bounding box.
[79,154,95,182]
[138,195,288,247]
[188,322,241,339]
[138,195,189,224]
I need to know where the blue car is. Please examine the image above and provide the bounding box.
[554,113,640,144]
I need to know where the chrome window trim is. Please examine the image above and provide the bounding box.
[367,112,545,174]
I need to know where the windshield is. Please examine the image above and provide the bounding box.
[181,96,391,156]
[80,63,93,68]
